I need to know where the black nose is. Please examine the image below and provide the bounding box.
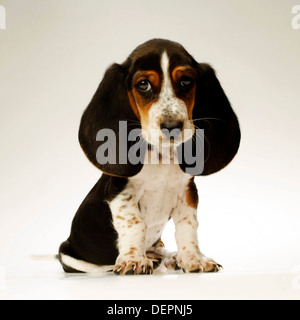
[160,121,183,137]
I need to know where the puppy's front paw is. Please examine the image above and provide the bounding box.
[113,255,153,275]
[177,252,222,273]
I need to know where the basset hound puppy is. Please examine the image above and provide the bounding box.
[58,39,241,275]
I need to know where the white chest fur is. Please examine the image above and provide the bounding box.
[108,149,221,274]
[108,147,192,261]
[127,158,191,248]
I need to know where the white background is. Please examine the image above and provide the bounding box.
[0,0,300,299]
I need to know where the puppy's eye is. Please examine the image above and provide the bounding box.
[180,77,194,88]
[136,80,152,92]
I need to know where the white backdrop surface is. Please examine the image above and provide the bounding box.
[0,0,300,299]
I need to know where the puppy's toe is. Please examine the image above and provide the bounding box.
[146,250,163,270]
[113,256,153,275]
[177,252,222,273]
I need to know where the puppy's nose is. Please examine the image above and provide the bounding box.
[160,121,183,137]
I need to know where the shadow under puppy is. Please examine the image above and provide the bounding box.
[58,39,240,275]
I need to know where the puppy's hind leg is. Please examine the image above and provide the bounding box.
[58,241,114,274]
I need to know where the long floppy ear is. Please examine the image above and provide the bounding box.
[179,63,241,176]
[79,63,145,177]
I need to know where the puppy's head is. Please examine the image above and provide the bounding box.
[79,39,240,177]
[127,42,197,147]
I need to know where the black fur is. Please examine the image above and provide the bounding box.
[59,175,127,267]
[179,63,241,175]
[78,63,145,178]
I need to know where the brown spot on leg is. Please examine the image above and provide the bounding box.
[125,247,137,256]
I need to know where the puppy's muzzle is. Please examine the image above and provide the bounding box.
[160,121,183,139]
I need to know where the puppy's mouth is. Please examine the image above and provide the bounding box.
[159,120,183,146]
[160,132,183,147]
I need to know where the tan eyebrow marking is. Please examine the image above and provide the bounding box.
[132,70,160,89]
[171,66,197,83]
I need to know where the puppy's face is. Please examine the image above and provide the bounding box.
[79,39,240,177]
[128,49,197,148]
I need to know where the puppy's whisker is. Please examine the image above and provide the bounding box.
[191,117,224,122]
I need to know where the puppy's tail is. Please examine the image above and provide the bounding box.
[30,254,114,274]
[59,253,114,274]
[30,254,59,261]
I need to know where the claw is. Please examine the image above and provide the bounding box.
[124,262,135,275]
[125,269,135,275]
[175,262,182,271]
[177,257,222,273]
[113,266,123,275]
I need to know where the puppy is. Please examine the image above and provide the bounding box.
[58,39,240,275]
